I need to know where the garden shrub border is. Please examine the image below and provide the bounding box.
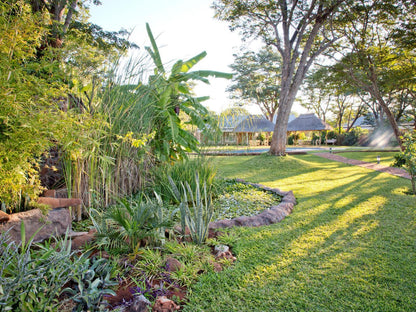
[209,179,296,229]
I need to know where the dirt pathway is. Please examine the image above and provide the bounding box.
[315,152,411,180]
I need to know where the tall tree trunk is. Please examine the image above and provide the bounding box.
[270,84,299,155]
[370,86,404,149]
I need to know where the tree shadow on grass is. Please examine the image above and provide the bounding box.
[185,154,416,312]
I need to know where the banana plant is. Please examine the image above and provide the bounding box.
[145,23,232,161]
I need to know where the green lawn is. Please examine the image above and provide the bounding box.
[337,151,399,167]
[184,154,416,312]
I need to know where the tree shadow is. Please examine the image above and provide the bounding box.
[191,153,416,311]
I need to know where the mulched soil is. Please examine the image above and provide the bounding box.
[315,152,411,180]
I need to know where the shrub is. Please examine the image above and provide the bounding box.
[399,132,416,194]
[338,127,369,146]
[256,132,266,145]
[287,132,305,145]
[63,256,118,312]
[0,227,119,312]
[392,153,406,168]
[311,132,321,145]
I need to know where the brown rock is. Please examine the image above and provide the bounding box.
[37,197,82,209]
[43,189,56,198]
[71,228,97,251]
[0,211,10,223]
[152,296,180,312]
[213,262,222,272]
[165,257,183,272]
[216,251,236,262]
[0,208,71,243]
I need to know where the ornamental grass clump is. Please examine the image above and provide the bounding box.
[150,156,217,204]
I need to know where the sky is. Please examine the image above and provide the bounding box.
[88,0,260,114]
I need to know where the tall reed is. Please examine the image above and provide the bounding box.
[63,53,157,214]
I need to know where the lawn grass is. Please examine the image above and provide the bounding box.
[183,154,416,312]
[337,151,399,167]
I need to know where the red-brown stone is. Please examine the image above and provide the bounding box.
[37,197,82,209]
[152,296,180,312]
[0,210,10,223]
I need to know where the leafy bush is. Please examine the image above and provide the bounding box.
[311,132,321,145]
[0,227,120,312]
[287,132,306,145]
[0,1,70,212]
[0,228,74,311]
[63,256,118,312]
[337,127,369,146]
[392,153,406,168]
[256,132,266,144]
[398,132,416,194]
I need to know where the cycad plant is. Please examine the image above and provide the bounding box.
[91,194,174,253]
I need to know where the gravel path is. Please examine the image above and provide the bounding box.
[315,152,411,180]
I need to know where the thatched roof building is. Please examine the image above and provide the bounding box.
[219,115,248,133]
[287,113,332,132]
[234,115,275,133]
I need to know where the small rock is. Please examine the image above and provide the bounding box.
[213,262,222,272]
[216,251,237,262]
[214,244,229,254]
[129,294,151,312]
[165,257,183,272]
[152,296,180,312]
[71,228,97,251]
[0,210,10,223]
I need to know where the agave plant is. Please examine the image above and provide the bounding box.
[169,174,214,244]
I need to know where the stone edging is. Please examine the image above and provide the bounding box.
[209,179,297,229]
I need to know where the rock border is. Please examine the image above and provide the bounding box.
[209,179,296,229]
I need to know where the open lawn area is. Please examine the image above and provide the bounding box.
[336,151,399,167]
[184,154,416,312]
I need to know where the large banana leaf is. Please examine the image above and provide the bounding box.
[145,24,231,161]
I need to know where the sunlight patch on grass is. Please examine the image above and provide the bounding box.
[185,155,416,312]
[337,151,398,167]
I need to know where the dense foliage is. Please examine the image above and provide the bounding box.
[0,1,69,210]
[0,0,230,213]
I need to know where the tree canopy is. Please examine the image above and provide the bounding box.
[227,47,281,121]
[213,0,347,155]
